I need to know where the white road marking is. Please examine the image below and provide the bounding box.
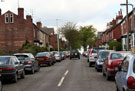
[58,70,69,87]
[64,70,69,76]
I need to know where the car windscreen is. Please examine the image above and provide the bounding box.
[71,50,78,53]
[99,51,109,59]
[15,55,29,61]
[0,57,10,64]
[36,53,46,57]
[110,53,123,60]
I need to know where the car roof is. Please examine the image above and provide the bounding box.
[14,53,32,56]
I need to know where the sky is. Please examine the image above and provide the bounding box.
[0,0,134,32]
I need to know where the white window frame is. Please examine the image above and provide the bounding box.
[10,14,14,23]
[5,14,9,23]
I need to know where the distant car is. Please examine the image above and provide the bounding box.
[88,49,98,67]
[115,54,135,91]
[14,53,40,74]
[0,56,25,83]
[95,50,111,72]
[54,52,62,62]
[35,52,54,66]
[70,49,80,59]
[102,52,123,80]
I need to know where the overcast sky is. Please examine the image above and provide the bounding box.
[0,0,134,31]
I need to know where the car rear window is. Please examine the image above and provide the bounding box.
[110,53,123,60]
[99,51,109,58]
[71,50,78,53]
[15,55,29,61]
[0,57,10,64]
[36,53,46,57]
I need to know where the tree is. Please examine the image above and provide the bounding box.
[79,25,97,51]
[59,22,81,50]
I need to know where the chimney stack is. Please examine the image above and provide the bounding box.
[18,8,24,19]
[26,15,32,23]
[37,22,42,29]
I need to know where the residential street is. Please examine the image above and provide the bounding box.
[3,56,115,91]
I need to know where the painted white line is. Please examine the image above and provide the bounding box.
[58,70,69,87]
[58,77,65,87]
[64,70,69,76]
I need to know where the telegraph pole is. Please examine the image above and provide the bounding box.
[126,0,130,51]
[56,19,60,53]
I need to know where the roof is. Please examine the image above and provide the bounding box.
[42,27,54,35]
[33,24,48,35]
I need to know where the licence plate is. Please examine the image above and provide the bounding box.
[0,69,2,72]
[39,58,44,61]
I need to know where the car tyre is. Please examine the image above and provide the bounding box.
[31,67,35,74]
[13,73,18,83]
[106,73,110,80]
[89,62,92,67]
[21,71,25,79]
[102,70,105,76]
[37,65,40,72]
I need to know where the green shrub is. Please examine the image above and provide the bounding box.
[108,41,122,51]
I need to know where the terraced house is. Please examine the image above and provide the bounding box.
[0,8,48,51]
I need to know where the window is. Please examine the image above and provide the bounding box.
[10,14,14,23]
[110,53,123,60]
[5,14,9,23]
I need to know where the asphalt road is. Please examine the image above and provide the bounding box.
[3,56,116,91]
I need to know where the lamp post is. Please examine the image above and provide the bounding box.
[121,3,135,51]
[120,0,130,51]
[56,19,60,53]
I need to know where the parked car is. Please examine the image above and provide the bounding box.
[115,54,135,91]
[70,49,80,59]
[14,53,40,74]
[102,52,123,80]
[0,56,25,83]
[54,52,62,62]
[50,52,56,64]
[0,74,2,91]
[35,52,54,66]
[88,49,98,67]
[95,50,110,72]
[60,52,66,60]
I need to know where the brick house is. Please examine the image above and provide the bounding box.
[0,8,47,51]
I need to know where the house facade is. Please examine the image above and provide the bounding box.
[0,8,48,51]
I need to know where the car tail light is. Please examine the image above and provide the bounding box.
[28,61,32,64]
[127,76,135,88]
[3,67,15,71]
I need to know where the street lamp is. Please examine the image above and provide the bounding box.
[56,19,60,53]
[121,3,135,52]
[120,0,130,51]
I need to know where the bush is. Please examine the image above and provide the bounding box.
[108,41,122,51]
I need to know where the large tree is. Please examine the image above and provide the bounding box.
[59,22,81,50]
[79,25,97,51]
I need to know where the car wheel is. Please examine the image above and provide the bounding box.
[31,67,35,74]
[70,57,72,60]
[13,73,18,83]
[21,71,25,79]
[89,62,92,67]
[116,85,119,91]
[37,65,40,72]
[48,62,52,66]
[102,70,105,76]
[106,73,110,80]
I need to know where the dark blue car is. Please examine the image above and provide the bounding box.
[95,50,111,72]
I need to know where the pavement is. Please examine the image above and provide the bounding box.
[3,56,116,91]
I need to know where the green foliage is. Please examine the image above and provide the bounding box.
[59,22,81,50]
[108,41,122,51]
[79,25,97,50]
[21,40,48,55]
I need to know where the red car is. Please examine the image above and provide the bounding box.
[102,51,123,80]
[35,52,54,66]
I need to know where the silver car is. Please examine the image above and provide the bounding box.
[115,54,135,91]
